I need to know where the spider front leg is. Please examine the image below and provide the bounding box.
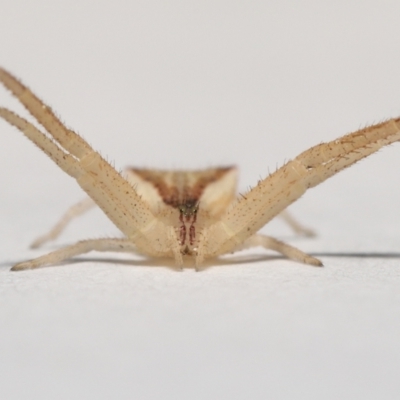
[197,119,400,265]
[0,108,179,266]
[0,68,181,267]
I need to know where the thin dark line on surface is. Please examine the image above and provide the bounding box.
[1,251,400,271]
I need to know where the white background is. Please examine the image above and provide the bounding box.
[1,1,400,399]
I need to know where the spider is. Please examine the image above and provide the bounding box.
[1,67,399,271]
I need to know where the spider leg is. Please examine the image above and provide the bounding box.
[0,69,177,262]
[233,234,322,266]
[0,108,84,177]
[198,118,400,262]
[11,238,139,271]
[0,68,91,156]
[29,168,146,249]
[30,197,96,248]
[0,107,152,237]
[278,210,316,237]
[0,68,153,234]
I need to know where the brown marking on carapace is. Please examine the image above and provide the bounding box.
[128,166,234,210]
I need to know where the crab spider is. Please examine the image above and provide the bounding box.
[1,67,399,271]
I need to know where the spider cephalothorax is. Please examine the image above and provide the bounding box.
[123,167,237,255]
[1,67,399,271]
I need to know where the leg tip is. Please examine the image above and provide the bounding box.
[310,258,323,267]
[11,261,35,271]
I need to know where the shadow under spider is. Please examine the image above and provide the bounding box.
[2,251,400,271]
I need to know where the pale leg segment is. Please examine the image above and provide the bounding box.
[234,234,322,266]
[11,238,138,271]
[0,107,174,262]
[0,68,168,256]
[29,169,147,248]
[0,106,154,239]
[278,210,315,237]
[30,197,96,248]
[0,67,91,157]
[203,118,400,257]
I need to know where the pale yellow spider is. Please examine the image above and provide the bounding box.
[1,67,399,271]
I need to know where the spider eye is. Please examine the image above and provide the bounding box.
[178,203,198,216]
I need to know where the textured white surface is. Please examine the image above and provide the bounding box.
[1,1,400,399]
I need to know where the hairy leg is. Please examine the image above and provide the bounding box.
[0,68,181,264]
[12,238,138,271]
[199,118,400,260]
[29,168,150,248]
